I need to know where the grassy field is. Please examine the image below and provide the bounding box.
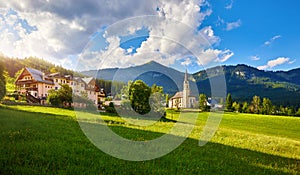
[0,105,299,174]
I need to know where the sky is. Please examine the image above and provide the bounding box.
[0,0,299,73]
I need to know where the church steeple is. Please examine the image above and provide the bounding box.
[183,69,190,108]
[184,69,188,82]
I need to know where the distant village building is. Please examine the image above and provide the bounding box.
[15,67,105,105]
[168,70,197,109]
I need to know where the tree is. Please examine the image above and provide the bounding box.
[252,95,261,114]
[199,94,207,112]
[128,80,151,115]
[242,102,249,113]
[50,67,58,73]
[150,84,165,116]
[296,108,300,117]
[232,102,242,113]
[225,93,233,112]
[121,81,133,100]
[165,94,169,107]
[262,98,273,115]
[47,84,73,107]
[0,61,6,100]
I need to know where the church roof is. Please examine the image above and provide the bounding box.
[170,92,183,99]
[170,91,196,99]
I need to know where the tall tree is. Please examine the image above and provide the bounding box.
[129,80,151,115]
[252,95,261,114]
[199,94,207,112]
[150,84,165,115]
[262,98,273,115]
[225,93,233,112]
[242,102,249,113]
[0,61,6,100]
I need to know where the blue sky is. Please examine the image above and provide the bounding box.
[203,0,300,71]
[0,0,299,73]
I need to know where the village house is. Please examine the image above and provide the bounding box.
[15,67,105,105]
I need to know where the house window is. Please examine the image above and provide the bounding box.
[56,79,58,83]
[55,87,58,90]
[71,82,73,85]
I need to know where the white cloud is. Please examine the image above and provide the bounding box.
[195,49,234,65]
[257,65,269,70]
[288,59,296,64]
[264,35,281,46]
[226,19,241,31]
[181,57,192,66]
[0,0,158,67]
[251,55,260,61]
[257,57,290,70]
[0,0,234,70]
[225,0,234,10]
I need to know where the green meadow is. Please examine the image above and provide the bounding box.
[0,105,299,174]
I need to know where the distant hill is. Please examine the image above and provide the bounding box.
[194,64,300,108]
[0,56,76,77]
[82,62,300,108]
[81,61,198,96]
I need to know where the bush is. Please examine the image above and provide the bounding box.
[105,102,116,114]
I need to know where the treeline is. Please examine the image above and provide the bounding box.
[96,79,125,98]
[0,60,6,100]
[224,93,300,117]
[0,56,77,77]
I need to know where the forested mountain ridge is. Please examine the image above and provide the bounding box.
[194,64,300,107]
[1,56,299,108]
[82,62,300,108]
[0,56,75,77]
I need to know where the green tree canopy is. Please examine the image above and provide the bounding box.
[225,93,233,112]
[252,95,261,114]
[129,80,151,115]
[199,94,207,112]
[47,84,72,107]
[0,61,6,100]
[262,98,273,115]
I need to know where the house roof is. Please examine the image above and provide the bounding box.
[25,67,54,84]
[82,77,94,84]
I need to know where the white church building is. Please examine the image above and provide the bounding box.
[168,70,197,109]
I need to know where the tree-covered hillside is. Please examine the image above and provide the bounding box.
[0,56,76,77]
[194,64,300,108]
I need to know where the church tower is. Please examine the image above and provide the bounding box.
[182,69,190,108]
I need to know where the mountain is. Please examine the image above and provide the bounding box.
[194,64,300,108]
[82,62,300,108]
[81,61,198,96]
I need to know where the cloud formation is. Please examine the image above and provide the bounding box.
[257,57,290,70]
[264,35,281,46]
[225,0,234,10]
[0,0,234,70]
[226,19,242,31]
[251,55,260,61]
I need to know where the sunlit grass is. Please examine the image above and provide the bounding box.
[0,105,299,174]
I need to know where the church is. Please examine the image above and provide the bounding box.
[168,70,197,109]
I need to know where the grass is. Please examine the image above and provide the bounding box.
[0,105,299,174]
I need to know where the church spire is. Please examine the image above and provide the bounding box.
[184,69,188,82]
